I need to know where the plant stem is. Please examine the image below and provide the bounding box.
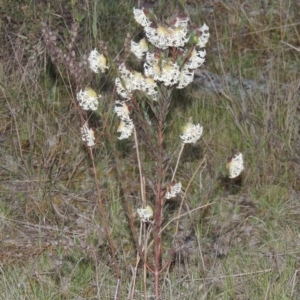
[172,143,185,181]
[134,127,146,207]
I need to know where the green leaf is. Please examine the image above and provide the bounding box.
[92,0,98,40]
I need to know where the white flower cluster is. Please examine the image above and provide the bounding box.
[177,65,194,89]
[180,122,203,144]
[197,24,210,48]
[113,9,210,140]
[134,8,189,49]
[144,57,180,87]
[76,88,100,111]
[133,7,152,27]
[132,8,210,89]
[186,49,206,69]
[114,100,134,140]
[81,122,95,147]
[137,205,153,222]
[165,182,182,199]
[227,152,244,179]
[144,53,195,89]
[88,49,109,73]
[144,24,188,49]
[115,63,158,100]
[114,100,130,120]
[130,38,148,59]
[117,120,134,140]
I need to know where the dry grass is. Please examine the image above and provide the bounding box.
[0,0,299,299]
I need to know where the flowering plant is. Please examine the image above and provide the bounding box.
[75,7,209,299]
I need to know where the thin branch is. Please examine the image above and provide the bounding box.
[175,156,207,236]
[134,127,146,207]
[171,143,185,182]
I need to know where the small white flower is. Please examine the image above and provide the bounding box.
[168,26,189,47]
[165,182,182,199]
[197,23,210,48]
[133,7,151,27]
[115,64,140,99]
[137,205,153,222]
[177,66,194,89]
[147,62,163,82]
[143,77,158,97]
[145,52,158,64]
[143,62,152,77]
[160,60,180,86]
[88,49,108,73]
[131,38,148,59]
[226,152,244,178]
[81,123,95,147]
[144,25,157,40]
[145,25,170,49]
[144,59,180,86]
[76,88,100,111]
[155,25,171,48]
[186,49,206,69]
[117,120,134,140]
[131,71,146,90]
[115,78,132,99]
[118,63,132,79]
[180,122,203,144]
[114,101,130,121]
[145,23,188,49]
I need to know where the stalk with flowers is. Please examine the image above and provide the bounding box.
[77,7,209,299]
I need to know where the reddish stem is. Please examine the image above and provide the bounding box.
[153,119,165,299]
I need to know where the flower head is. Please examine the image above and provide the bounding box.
[143,77,158,98]
[131,38,149,59]
[76,88,100,111]
[137,205,153,222]
[114,101,131,121]
[146,52,158,64]
[144,61,161,80]
[81,123,95,147]
[133,7,151,27]
[144,59,180,86]
[117,120,134,140]
[118,63,132,78]
[177,66,194,89]
[144,25,167,49]
[115,77,132,99]
[226,152,244,178]
[168,26,189,47]
[165,182,182,199]
[186,49,206,69]
[160,60,180,86]
[115,64,139,99]
[88,49,109,73]
[131,71,146,90]
[180,122,203,144]
[197,23,210,48]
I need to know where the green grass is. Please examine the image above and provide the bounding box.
[0,0,300,299]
